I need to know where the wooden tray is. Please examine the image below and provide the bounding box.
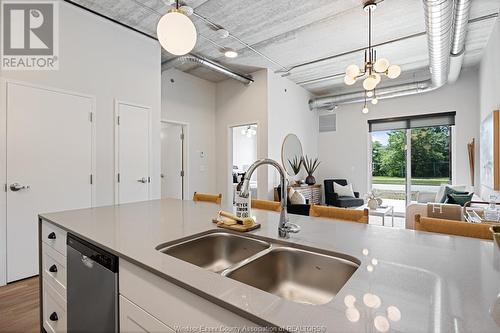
[212,219,261,232]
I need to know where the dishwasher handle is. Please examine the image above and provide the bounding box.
[67,233,118,273]
[81,255,94,269]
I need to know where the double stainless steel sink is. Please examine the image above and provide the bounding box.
[157,231,359,306]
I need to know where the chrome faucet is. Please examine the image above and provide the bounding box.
[239,158,300,238]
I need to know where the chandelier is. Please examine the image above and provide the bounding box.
[344,1,401,113]
[241,125,257,138]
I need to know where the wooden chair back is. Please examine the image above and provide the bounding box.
[309,205,369,224]
[251,199,281,212]
[192,192,222,204]
[415,214,492,240]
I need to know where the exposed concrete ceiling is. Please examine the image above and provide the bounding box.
[70,0,500,96]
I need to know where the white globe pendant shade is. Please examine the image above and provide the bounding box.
[362,106,369,114]
[346,64,361,78]
[374,58,390,73]
[371,98,379,105]
[366,90,374,97]
[363,75,378,91]
[157,11,197,56]
[387,64,402,79]
[344,75,356,85]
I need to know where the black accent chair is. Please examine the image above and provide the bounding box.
[276,186,311,216]
[324,179,364,208]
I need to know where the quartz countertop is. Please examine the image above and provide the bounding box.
[40,199,500,332]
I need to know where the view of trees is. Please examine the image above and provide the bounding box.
[372,126,450,179]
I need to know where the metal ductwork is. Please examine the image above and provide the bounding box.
[161,54,254,85]
[448,0,472,83]
[309,0,466,111]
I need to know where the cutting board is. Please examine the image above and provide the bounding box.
[212,219,261,232]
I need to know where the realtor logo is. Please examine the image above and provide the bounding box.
[1,1,59,70]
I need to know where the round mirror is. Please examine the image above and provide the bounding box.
[281,134,303,176]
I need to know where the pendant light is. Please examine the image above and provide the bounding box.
[157,0,197,56]
[344,1,401,112]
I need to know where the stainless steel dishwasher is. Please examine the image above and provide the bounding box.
[67,233,118,332]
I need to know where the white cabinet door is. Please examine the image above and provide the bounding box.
[115,101,151,204]
[6,82,93,282]
[120,296,175,333]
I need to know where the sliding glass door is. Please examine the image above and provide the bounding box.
[371,129,407,215]
[410,126,451,203]
[369,113,455,217]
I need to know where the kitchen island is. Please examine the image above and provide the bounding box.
[39,199,500,332]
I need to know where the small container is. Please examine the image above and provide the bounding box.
[234,180,251,219]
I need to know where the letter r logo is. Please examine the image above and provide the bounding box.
[2,2,54,56]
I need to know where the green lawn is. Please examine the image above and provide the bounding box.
[372,176,450,186]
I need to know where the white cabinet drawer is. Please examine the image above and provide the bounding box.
[42,220,67,256]
[120,295,175,333]
[120,260,264,330]
[42,243,67,298]
[43,281,67,333]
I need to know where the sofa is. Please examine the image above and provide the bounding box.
[324,179,364,208]
[406,184,479,229]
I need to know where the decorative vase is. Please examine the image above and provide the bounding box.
[305,174,316,185]
[376,197,383,206]
[367,197,379,210]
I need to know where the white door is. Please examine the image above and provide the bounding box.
[6,82,94,283]
[116,101,151,204]
[161,123,184,200]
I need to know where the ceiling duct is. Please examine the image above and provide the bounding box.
[448,0,472,83]
[309,0,466,111]
[161,53,254,85]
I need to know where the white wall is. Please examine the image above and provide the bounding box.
[0,1,161,285]
[318,68,480,198]
[0,1,162,205]
[267,71,318,185]
[479,18,500,199]
[161,69,217,196]
[215,69,269,202]
[163,68,316,203]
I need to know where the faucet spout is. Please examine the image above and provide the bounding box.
[239,158,300,238]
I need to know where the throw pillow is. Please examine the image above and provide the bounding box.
[439,185,468,203]
[334,182,355,197]
[435,184,466,202]
[289,190,306,205]
[445,193,473,206]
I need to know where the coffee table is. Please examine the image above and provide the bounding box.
[358,205,394,227]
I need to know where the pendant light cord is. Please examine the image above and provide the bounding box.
[368,7,372,65]
[176,0,179,9]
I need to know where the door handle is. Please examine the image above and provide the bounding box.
[137,177,147,183]
[9,183,30,192]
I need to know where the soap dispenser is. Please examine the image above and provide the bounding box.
[235,176,251,219]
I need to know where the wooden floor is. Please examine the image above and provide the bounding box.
[0,277,40,333]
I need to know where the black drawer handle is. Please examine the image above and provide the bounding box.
[47,232,56,240]
[49,264,57,273]
[49,312,58,321]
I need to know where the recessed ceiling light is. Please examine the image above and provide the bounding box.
[224,49,238,58]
